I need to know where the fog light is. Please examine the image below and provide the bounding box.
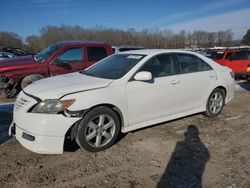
[22,132,35,141]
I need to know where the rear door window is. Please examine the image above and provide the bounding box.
[231,51,250,60]
[87,47,107,61]
[175,53,212,74]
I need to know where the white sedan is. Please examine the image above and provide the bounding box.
[9,50,235,154]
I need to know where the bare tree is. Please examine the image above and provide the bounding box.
[216,29,233,46]
[15,25,236,51]
[25,35,42,53]
[0,32,23,48]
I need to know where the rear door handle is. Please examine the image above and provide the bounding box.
[171,80,180,85]
[209,73,216,78]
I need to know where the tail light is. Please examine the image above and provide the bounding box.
[230,71,235,78]
[247,64,250,73]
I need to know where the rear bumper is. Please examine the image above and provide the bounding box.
[9,123,65,154]
[225,82,235,104]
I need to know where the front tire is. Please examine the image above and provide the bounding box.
[76,106,121,152]
[21,74,44,89]
[204,88,225,117]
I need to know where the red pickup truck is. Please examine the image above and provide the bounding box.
[210,50,250,80]
[0,41,112,98]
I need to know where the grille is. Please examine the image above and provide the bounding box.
[15,97,30,111]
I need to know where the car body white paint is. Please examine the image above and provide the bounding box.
[10,49,235,154]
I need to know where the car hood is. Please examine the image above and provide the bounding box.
[23,72,113,99]
[0,55,37,68]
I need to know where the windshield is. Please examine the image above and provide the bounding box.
[34,44,61,62]
[82,54,145,79]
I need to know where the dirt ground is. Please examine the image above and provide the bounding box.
[0,90,249,188]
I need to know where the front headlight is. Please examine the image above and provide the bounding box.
[31,99,75,114]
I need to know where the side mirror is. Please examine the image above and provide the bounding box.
[134,71,152,81]
[53,59,71,70]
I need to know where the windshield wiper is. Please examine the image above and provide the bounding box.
[80,70,96,77]
[80,70,86,74]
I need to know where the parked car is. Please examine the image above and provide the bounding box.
[0,51,15,60]
[206,49,238,63]
[112,45,144,53]
[0,40,112,98]
[2,47,33,56]
[9,49,235,154]
[211,50,250,80]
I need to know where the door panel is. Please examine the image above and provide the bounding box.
[126,75,180,125]
[177,70,216,112]
[174,53,217,112]
[226,60,249,74]
[126,53,180,126]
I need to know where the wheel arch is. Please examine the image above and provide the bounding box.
[64,103,125,146]
[86,103,125,129]
[214,86,227,98]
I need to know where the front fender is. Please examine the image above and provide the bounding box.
[61,85,129,128]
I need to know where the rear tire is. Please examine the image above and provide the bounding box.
[76,106,121,152]
[204,88,225,117]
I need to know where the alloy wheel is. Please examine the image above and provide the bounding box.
[85,114,116,148]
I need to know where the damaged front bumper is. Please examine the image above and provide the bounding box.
[0,76,9,89]
[0,76,18,98]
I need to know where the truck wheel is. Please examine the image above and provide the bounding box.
[204,88,225,117]
[76,106,121,152]
[21,74,44,89]
[2,88,16,98]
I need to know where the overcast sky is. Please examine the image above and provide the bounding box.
[0,0,249,40]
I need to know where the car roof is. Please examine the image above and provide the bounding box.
[119,49,199,56]
[112,45,144,48]
[207,49,241,53]
[55,40,108,47]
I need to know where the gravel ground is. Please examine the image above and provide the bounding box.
[0,86,249,188]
